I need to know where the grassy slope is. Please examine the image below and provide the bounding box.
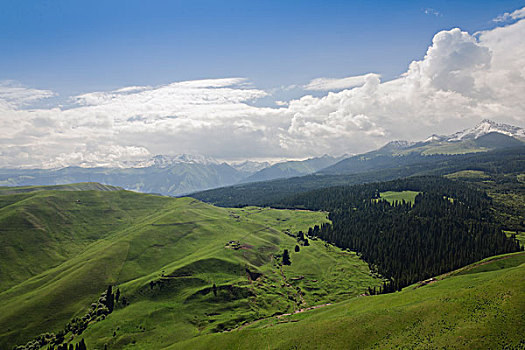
[170,251,525,350]
[0,186,169,292]
[0,182,122,195]
[0,188,381,349]
[377,190,420,205]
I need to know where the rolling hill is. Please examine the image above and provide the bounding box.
[1,185,380,349]
[170,251,525,349]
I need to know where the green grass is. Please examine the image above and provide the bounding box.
[3,184,524,350]
[445,170,490,180]
[0,182,121,195]
[505,230,525,246]
[169,251,525,350]
[0,186,381,349]
[376,190,420,205]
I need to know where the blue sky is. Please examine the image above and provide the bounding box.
[1,0,524,95]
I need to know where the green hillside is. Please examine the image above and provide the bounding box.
[0,186,380,349]
[170,251,525,350]
[3,182,524,349]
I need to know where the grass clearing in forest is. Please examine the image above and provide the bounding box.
[376,190,420,205]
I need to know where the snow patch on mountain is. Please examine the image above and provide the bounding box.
[380,140,417,151]
[230,160,270,174]
[131,154,220,168]
[447,119,525,141]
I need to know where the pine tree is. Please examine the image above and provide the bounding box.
[105,286,114,313]
[282,249,291,265]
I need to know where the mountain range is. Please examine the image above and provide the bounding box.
[0,120,522,196]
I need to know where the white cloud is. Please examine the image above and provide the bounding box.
[0,82,55,109]
[423,8,441,17]
[1,17,525,168]
[493,6,525,22]
[304,73,381,91]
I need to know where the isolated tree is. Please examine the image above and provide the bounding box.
[282,249,291,265]
[105,285,114,313]
[115,288,120,303]
[294,245,300,252]
[212,283,218,297]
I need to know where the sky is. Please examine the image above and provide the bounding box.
[1,1,525,167]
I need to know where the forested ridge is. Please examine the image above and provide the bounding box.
[276,177,523,291]
[191,146,524,207]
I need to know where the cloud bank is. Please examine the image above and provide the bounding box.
[1,11,525,168]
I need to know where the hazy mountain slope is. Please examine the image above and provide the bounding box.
[242,155,345,183]
[230,160,270,174]
[0,186,380,349]
[0,162,246,196]
[171,252,525,350]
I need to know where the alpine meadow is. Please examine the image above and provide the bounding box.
[1,1,524,349]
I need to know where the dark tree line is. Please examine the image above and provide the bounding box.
[14,286,125,350]
[279,176,523,292]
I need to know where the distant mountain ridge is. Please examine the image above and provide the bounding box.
[384,119,524,151]
[320,119,524,175]
[241,155,347,183]
[230,160,271,173]
[0,120,522,195]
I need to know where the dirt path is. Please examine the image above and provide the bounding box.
[279,265,306,307]
[230,302,333,332]
[275,303,332,319]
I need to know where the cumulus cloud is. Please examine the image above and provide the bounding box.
[1,15,525,168]
[304,73,381,91]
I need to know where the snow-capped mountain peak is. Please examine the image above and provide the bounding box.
[230,160,271,173]
[380,140,417,151]
[131,154,220,168]
[447,119,525,142]
[424,134,446,143]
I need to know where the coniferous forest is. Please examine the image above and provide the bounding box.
[276,176,523,292]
